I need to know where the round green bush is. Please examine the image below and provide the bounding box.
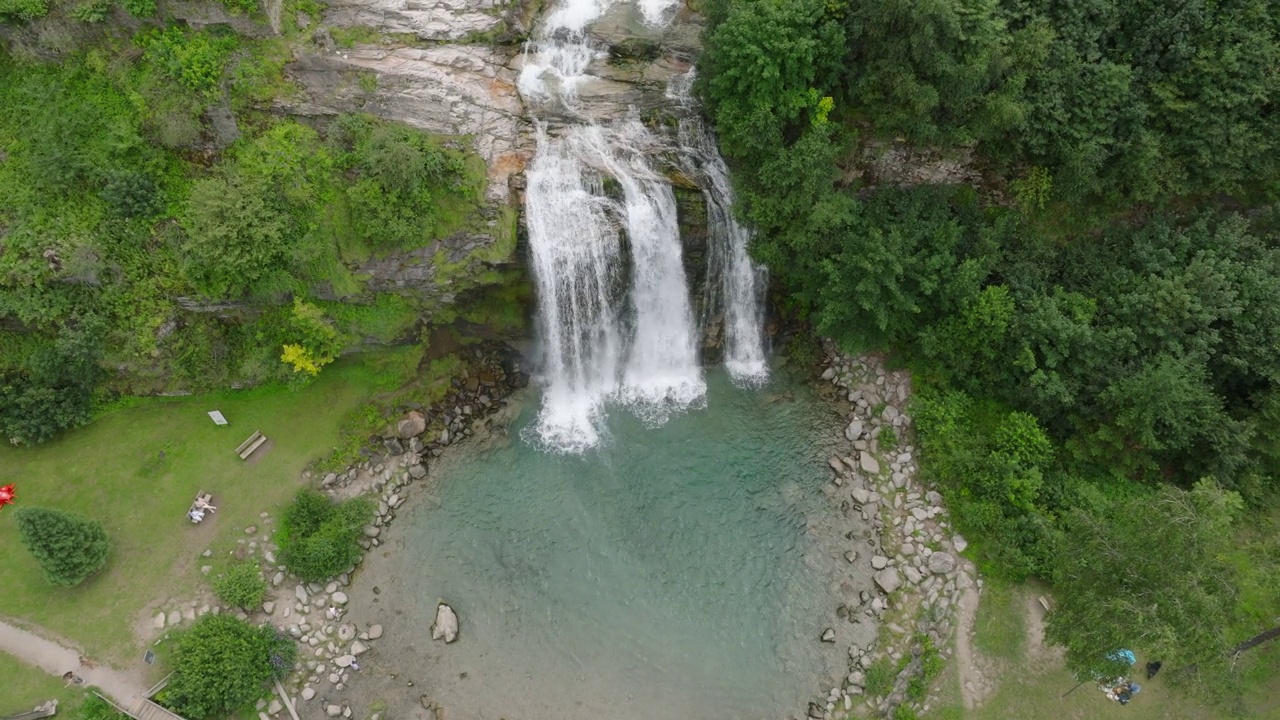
[158,615,296,720]
[212,560,266,609]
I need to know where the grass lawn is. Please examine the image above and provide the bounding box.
[0,349,418,668]
[0,652,86,716]
[929,582,1280,720]
[971,579,1023,664]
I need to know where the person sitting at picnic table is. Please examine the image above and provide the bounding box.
[189,509,205,523]
[194,497,217,512]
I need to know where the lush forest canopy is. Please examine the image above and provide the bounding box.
[700,0,1280,703]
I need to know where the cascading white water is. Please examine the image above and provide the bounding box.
[522,0,706,451]
[670,71,770,385]
[524,126,623,450]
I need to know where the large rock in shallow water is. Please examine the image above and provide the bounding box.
[432,603,459,643]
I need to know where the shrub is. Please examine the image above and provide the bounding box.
[14,507,110,586]
[277,490,371,582]
[78,693,130,720]
[0,0,47,19]
[68,0,110,21]
[864,657,897,697]
[138,27,237,99]
[158,615,295,720]
[212,561,267,609]
[118,0,156,16]
[279,299,341,380]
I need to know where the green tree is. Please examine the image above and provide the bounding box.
[14,507,110,586]
[0,318,104,445]
[158,615,296,720]
[1047,480,1243,688]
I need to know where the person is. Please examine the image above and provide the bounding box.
[189,509,205,523]
[1146,661,1162,679]
[326,606,339,620]
[195,498,217,512]
[350,660,361,671]
[1117,688,1132,705]
[1128,682,1141,695]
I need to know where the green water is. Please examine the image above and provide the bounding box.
[398,368,850,719]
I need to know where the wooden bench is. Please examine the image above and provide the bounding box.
[235,431,267,460]
[187,492,216,523]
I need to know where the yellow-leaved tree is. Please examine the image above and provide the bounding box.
[279,298,342,381]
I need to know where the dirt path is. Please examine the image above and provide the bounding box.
[953,575,986,710]
[1022,592,1064,672]
[0,617,150,710]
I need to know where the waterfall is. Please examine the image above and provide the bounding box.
[521,0,705,452]
[671,71,770,385]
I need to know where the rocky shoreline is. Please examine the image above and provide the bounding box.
[146,343,527,720]
[806,340,978,720]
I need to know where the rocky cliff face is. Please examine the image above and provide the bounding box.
[279,0,712,307]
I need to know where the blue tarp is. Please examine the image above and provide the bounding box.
[1108,649,1137,665]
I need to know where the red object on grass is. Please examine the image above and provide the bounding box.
[0,484,15,509]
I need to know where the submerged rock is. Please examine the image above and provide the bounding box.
[432,603,459,643]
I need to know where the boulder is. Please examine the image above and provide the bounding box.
[268,699,283,715]
[845,419,864,441]
[953,535,969,553]
[262,601,276,615]
[332,591,348,605]
[338,624,356,641]
[851,487,870,505]
[397,411,426,439]
[153,613,166,629]
[903,566,922,584]
[409,464,427,479]
[368,624,384,639]
[334,654,354,668]
[351,640,368,655]
[928,552,957,575]
[859,451,880,475]
[295,585,309,603]
[301,687,316,701]
[325,705,342,718]
[167,610,181,627]
[871,555,889,570]
[844,550,857,564]
[828,456,846,474]
[820,628,836,643]
[432,603,459,643]
[874,568,902,594]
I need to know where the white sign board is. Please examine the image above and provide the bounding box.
[207,410,229,426]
